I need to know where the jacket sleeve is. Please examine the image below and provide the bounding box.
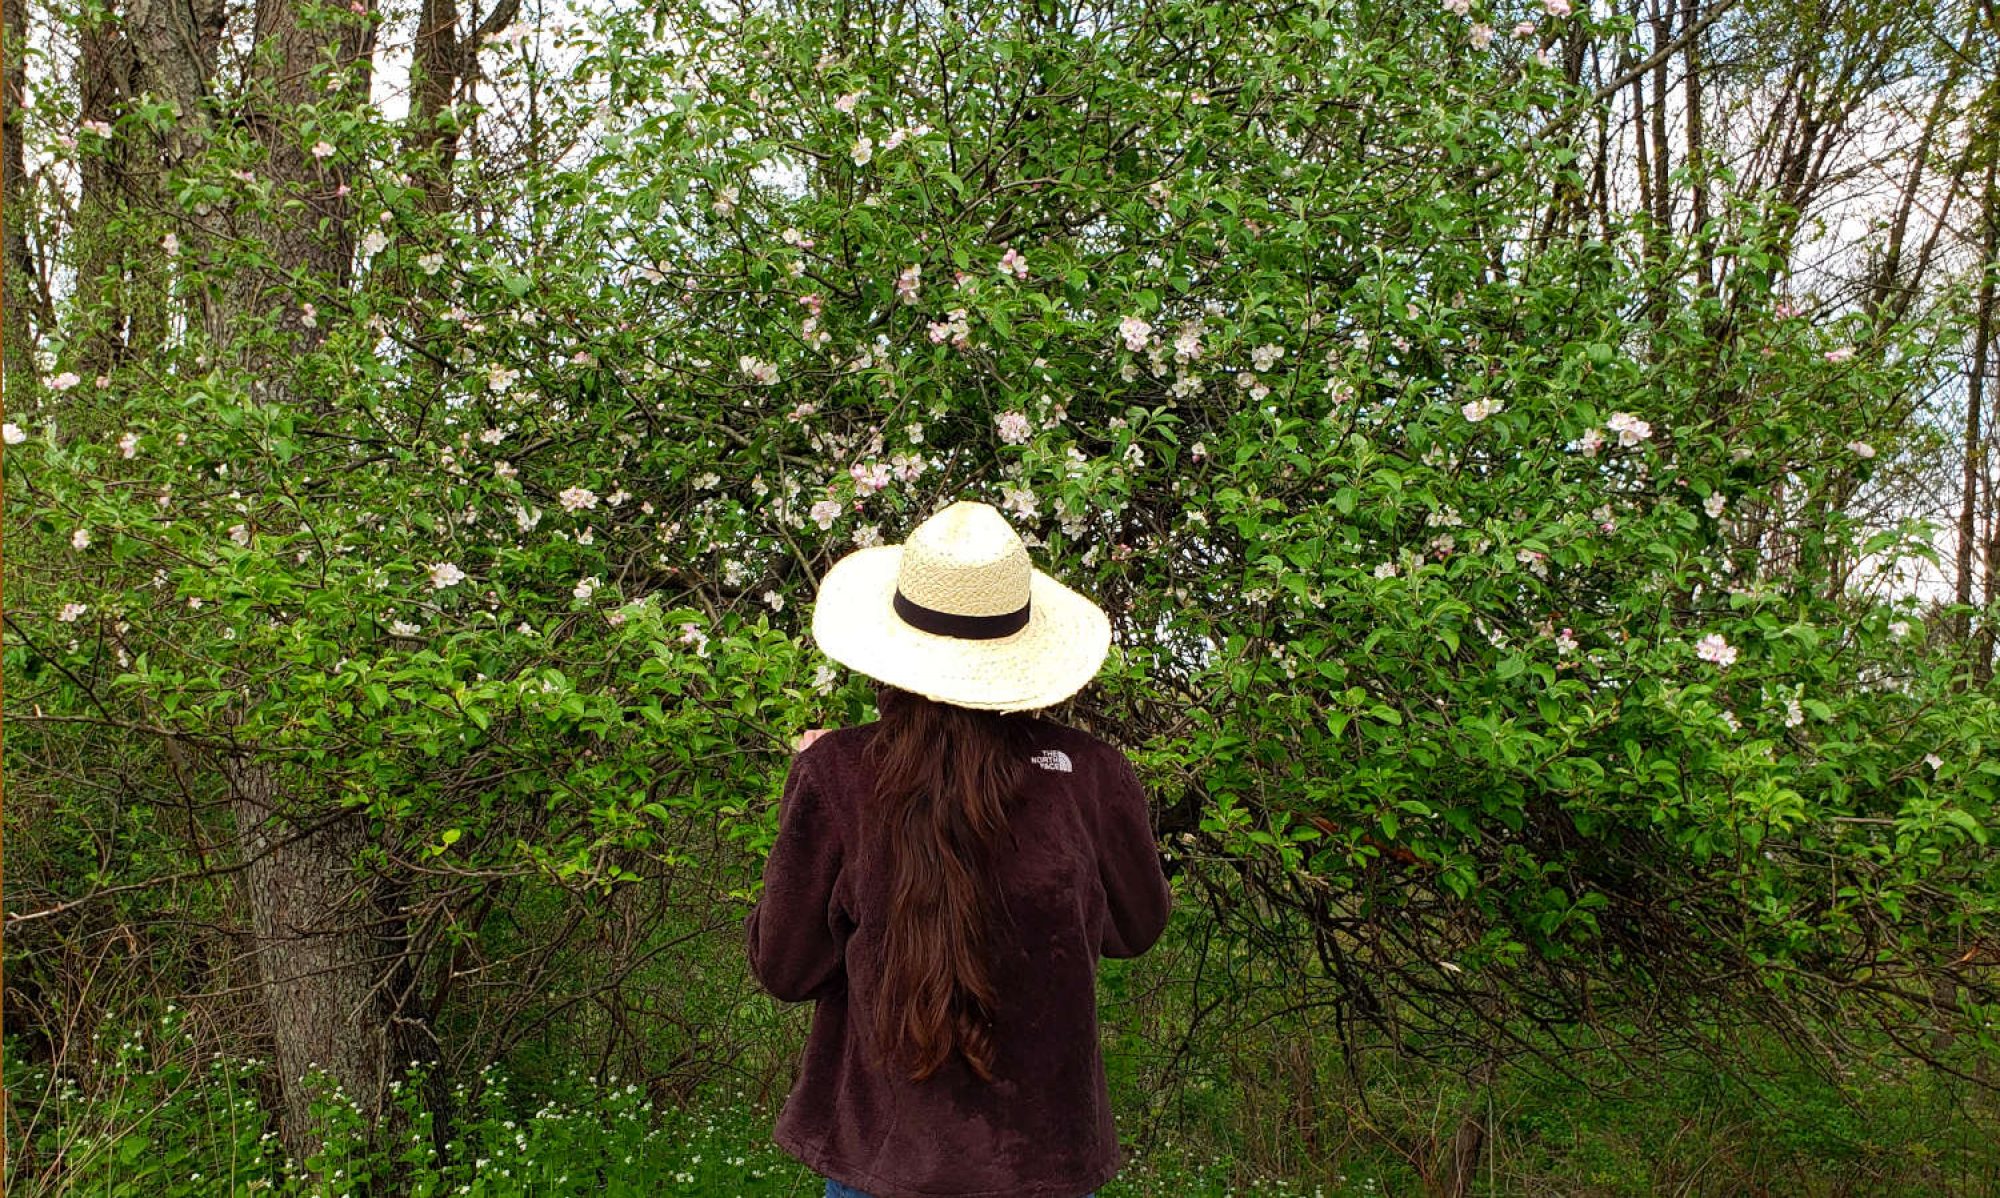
[1096,749,1174,959]
[745,749,849,1002]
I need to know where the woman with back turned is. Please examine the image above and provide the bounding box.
[745,499,1175,1198]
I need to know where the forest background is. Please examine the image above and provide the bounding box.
[4,0,1999,1193]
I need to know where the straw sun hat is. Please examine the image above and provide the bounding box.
[810,500,1112,713]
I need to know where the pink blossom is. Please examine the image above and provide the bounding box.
[998,247,1029,279]
[1694,633,1736,668]
[1461,397,1503,422]
[927,308,971,347]
[850,461,894,496]
[1543,0,1571,15]
[1000,484,1039,520]
[1605,411,1652,446]
[995,411,1032,444]
[1823,345,1855,363]
[1118,314,1153,352]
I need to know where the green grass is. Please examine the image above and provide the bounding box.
[8,1004,1997,1197]
[1,1009,1339,1197]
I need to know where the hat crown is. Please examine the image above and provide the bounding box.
[896,501,1031,617]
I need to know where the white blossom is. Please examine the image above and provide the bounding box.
[1694,633,1736,668]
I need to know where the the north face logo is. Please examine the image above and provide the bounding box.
[1030,749,1073,772]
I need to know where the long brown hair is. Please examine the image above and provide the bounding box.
[863,681,1036,1084]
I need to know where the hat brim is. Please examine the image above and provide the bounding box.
[809,545,1112,712]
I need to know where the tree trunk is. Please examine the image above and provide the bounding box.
[228,758,406,1158]
[1,0,42,381]
[1432,1059,1496,1198]
[1966,150,1997,680]
[1682,0,1712,300]
[65,0,226,376]
[218,0,418,1165]
[72,5,135,376]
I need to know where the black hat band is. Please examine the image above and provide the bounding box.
[893,587,1031,640]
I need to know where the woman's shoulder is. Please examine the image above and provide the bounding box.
[1017,716,1131,769]
[798,723,875,771]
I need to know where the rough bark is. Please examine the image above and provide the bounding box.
[1,0,41,381]
[228,758,406,1153]
[65,0,226,375]
[1969,149,1998,682]
[219,0,420,1165]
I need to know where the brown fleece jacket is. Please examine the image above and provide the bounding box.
[744,716,1175,1198]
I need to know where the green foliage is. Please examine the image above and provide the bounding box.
[1,1020,1313,1197]
[7,0,1998,1184]
[10,1013,1995,1197]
